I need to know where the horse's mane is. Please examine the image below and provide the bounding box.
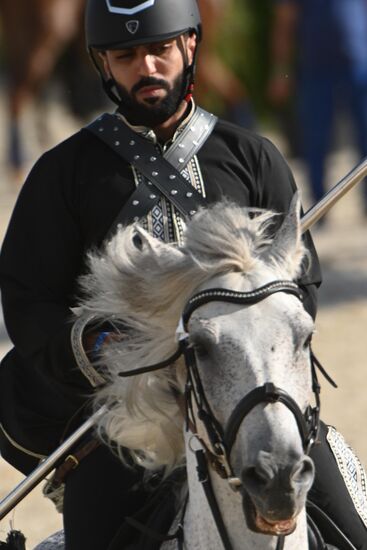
[78,200,305,471]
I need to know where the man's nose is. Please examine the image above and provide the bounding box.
[138,54,157,76]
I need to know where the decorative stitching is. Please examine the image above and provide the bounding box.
[327,426,367,528]
[0,423,46,460]
[132,147,206,246]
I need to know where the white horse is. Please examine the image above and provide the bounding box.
[35,195,322,549]
[67,194,318,550]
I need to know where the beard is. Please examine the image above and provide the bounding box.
[115,72,186,127]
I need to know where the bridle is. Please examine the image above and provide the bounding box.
[181,280,321,463]
[118,279,335,550]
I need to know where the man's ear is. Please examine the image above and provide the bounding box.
[186,33,197,65]
[98,51,111,78]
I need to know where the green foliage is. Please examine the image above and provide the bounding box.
[213,0,273,117]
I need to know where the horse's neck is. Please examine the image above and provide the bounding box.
[183,444,309,550]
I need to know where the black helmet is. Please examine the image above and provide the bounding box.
[86,0,202,51]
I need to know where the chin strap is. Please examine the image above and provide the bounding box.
[88,48,122,106]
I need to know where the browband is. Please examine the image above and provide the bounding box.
[182,280,303,329]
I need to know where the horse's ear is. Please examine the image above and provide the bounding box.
[266,192,304,274]
[132,231,143,250]
[131,225,184,259]
[131,225,158,251]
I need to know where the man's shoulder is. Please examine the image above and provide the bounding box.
[39,114,122,163]
[41,125,103,159]
[209,117,279,155]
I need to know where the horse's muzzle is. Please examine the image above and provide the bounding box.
[241,452,315,535]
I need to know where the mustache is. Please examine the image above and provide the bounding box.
[132,77,170,94]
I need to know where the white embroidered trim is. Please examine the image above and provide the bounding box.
[71,314,106,388]
[0,423,46,460]
[327,426,367,528]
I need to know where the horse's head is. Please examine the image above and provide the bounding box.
[78,194,317,540]
[180,194,316,536]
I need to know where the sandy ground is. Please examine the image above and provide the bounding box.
[0,97,366,548]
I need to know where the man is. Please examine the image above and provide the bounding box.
[0,1,364,549]
[267,0,367,214]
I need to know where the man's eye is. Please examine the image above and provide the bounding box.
[153,44,171,55]
[116,51,133,60]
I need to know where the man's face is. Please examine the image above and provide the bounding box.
[101,34,196,126]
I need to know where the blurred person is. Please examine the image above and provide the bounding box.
[267,0,367,214]
[0,1,365,549]
[196,0,255,128]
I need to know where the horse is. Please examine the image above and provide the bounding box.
[55,193,320,550]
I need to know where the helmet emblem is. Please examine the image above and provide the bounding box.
[126,20,140,34]
[105,0,155,16]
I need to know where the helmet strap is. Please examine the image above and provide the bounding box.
[88,47,122,106]
[103,78,123,106]
[184,41,199,103]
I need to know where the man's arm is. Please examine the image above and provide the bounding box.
[0,151,102,398]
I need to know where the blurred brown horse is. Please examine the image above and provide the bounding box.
[0,0,93,176]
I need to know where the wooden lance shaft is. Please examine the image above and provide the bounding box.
[1,157,367,521]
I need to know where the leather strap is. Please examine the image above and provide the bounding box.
[163,107,217,169]
[51,438,100,487]
[195,449,234,550]
[85,107,217,233]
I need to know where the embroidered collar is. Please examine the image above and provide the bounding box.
[115,100,196,147]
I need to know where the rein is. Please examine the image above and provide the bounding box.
[116,279,336,549]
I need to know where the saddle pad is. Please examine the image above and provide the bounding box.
[32,530,64,550]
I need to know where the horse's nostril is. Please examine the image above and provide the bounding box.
[242,466,272,490]
[291,456,315,486]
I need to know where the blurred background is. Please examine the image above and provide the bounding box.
[0,0,366,547]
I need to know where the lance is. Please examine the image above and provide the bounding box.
[1,157,367,521]
[301,156,367,233]
[0,406,106,521]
